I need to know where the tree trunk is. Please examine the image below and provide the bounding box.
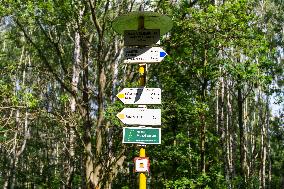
[220,69,233,187]
[79,34,96,188]
[200,47,208,174]
[237,86,245,183]
[267,98,272,189]
[4,46,29,189]
[237,80,249,186]
[226,79,234,186]
[65,6,84,188]
[244,98,250,180]
[259,95,269,189]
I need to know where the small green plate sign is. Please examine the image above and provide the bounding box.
[123,127,161,144]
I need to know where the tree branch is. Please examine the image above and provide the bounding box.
[15,18,76,98]
[88,0,103,37]
[35,19,68,75]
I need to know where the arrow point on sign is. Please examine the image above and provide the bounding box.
[117,93,125,99]
[160,51,167,58]
[117,113,125,119]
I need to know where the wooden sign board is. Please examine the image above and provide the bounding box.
[124,29,160,46]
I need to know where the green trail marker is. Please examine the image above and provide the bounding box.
[123,127,161,144]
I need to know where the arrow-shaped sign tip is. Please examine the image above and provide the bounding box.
[160,51,167,58]
[117,113,125,119]
[117,93,125,99]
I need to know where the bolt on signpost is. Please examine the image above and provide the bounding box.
[112,11,172,189]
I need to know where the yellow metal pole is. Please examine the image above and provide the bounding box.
[139,64,146,87]
[138,16,147,189]
[138,64,147,189]
[139,147,146,189]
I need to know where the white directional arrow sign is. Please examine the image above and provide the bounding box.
[117,88,161,104]
[117,108,161,125]
[123,47,167,64]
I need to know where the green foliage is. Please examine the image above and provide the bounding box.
[269,116,284,188]
[165,177,196,189]
[0,0,283,188]
[24,92,39,108]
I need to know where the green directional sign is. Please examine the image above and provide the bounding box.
[123,127,161,144]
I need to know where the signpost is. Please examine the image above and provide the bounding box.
[123,127,161,144]
[123,47,167,64]
[116,108,161,125]
[112,11,172,189]
[116,88,161,104]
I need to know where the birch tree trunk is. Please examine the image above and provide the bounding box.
[4,47,29,189]
[65,6,84,187]
[237,77,248,185]
[200,47,208,174]
[226,79,234,187]
[244,97,250,180]
[219,67,233,188]
[267,97,272,189]
[259,92,268,189]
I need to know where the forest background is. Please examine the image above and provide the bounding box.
[0,0,283,189]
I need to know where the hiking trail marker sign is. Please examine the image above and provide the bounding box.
[112,11,172,189]
[134,157,150,172]
[116,87,161,105]
[123,47,167,64]
[117,108,161,126]
[124,29,160,46]
[123,127,161,144]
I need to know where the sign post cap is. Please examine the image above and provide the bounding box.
[112,11,173,35]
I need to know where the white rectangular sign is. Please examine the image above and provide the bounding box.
[117,88,161,104]
[123,47,167,64]
[124,29,160,46]
[117,108,161,125]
